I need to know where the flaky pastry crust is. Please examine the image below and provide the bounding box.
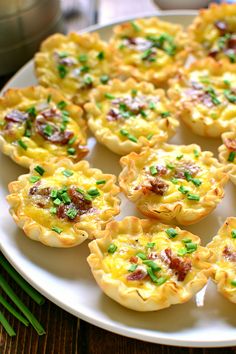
[35,32,113,105]
[87,217,215,311]
[207,217,236,303]
[85,78,179,155]
[168,58,236,137]
[119,143,228,225]
[109,17,188,85]
[7,159,120,247]
[218,129,236,185]
[0,86,88,168]
[187,3,236,62]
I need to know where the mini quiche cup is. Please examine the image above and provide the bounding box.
[109,17,188,85]
[218,129,236,185]
[85,78,179,155]
[187,3,236,63]
[6,159,120,247]
[119,143,228,225]
[207,217,236,304]
[35,32,112,105]
[168,58,236,137]
[0,86,88,168]
[87,217,215,311]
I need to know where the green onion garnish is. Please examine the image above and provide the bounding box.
[131,21,141,32]
[47,94,52,103]
[127,134,138,143]
[166,163,174,170]
[57,64,68,79]
[53,198,62,206]
[68,136,76,145]
[97,51,105,60]
[131,89,137,96]
[50,190,58,199]
[143,260,161,272]
[193,149,199,158]
[178,185,189,195]
[67,147,76,155]
[100,75,109,84]
[96,180,106,185]
[231,230,236,238]
[49,207,57,214]
[187,194,200,201]
[149,102,156,110]
[108,243,117,254]
[231,280,236,286]
[78,54,88,63]
[34,165,45,176]
[228,151,236,162]
[185,242,198,253]
[17,139,27,150]
[66,208,78,219]
[62,169,73,177]
[83,76,93,86]
[136,252,147,260]
[61,192,71,204]
[51,226,63,234]
[224,89,236,103]
[105,93,115,100]
[29,176,40,183]
[165,228,178,239]
[43,124,53,137]
[128,264,138,272]
[26,106,36,117]
[120,129,129,137]
[176,154,183,160]
[146,242,155,248]
[87,188,100,197]
[146,133,153,140]
[0,295,29,326]
[161,111,170,118]
[57,101,67,110]
[149,165,158,176]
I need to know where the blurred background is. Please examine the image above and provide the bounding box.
[0,0,233,76]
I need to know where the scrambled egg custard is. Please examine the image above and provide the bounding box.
[109,17,188,85]
[35,32,112,105]
[219,129,236,186]
[207,217,236,304]
[0,86,88,168]
[168,58,236,137]
[85,78,179,155]
[7,159,120,247]
[88,217,214,311]
[119,143,228,225]
[188,3,236,63]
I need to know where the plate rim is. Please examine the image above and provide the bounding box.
[1,11,235,348]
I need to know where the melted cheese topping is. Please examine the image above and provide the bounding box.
[102,226,201,291]
[35,33,112,104]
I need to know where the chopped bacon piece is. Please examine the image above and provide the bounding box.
[156,164,168,176]
[148,252,158,260]
[214,20,228,33]
[162,248,192,281]
[29,185,51,208]
[223,246,236,262]
[41,108,60,119]
[68,187,92,211]
[107,108,121,121]
[5,110,28,123]
[148,177,169,196]
[127,268,147,281]
[35,116,73,144]
[227,36,236,50]
[175,161,200,179]
[29,185,51,197]
[208,48,219,58]
[74,144,89,160]
[129,256,138,263]
[224,138,236,151]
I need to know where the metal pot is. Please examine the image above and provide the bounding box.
[0,0,65,75]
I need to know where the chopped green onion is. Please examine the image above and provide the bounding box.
[146,133,153,140]
[80,65,90,73]
[171,177,178,184]
[227,52,236,63]
[228,151,236,162]
[78,54,88,63]
[128,264,138,272]
[224,89,236,103]
[62,169,74,177]
[100,75,109,84]
[68,136,76,145]
[57,64,68,79]
[191,178,202,187]
[0,275,45,335]
[140,110,147,118]
[161,111,170,118]
[67,147,76,155]
[87,188,100,197]
[182,238,192,244]
[57,101,67,110]
[53,198,62,206]
[149,102,156,110]
[231,280,236,286]
[24,129,31,138]
[177,248,187,256]
[97,51,105,60]
[96,179,106,185]
[149,165,158,176]
[185,242,198,253]
[131,21,141,32]
[128,134,138,143]
[178,185,189,195]
[231,229,236,239]
[104,93,115,99]
[61,192,71,204]
[17,139,27,150]
[49,207,57,214]
[136,252,147,260]
[143,260,161,272]
[0,255,45,305]
[108,243,117,254]
[187,193,200,201]
[131,89,137,96]
[0,311,16,336]
[165,228,178,239]
[193,149,199,158]
[166,163,174,170]
[66,208,78,219]
[29,176,40,183]
[34,165,45,176]
[146,242,155,249]
[50,190,58,199]
[83,76,93,86]
[154,277,167,286]
[223,79,231,87]
[51,226,63,234]
[58,51,68,58]
[26,106,36,117]
[120,129,129,136]
[176,154,183,160]
[47,94,52,103]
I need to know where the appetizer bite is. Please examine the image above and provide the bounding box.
[7,159,120,247]
[219,129,236,185]
[35,32,112,105]
[109,17,188,85]
[88,217,214,311]
[119,143,228,225]
[0,86,88,168]
[207,217,236,303]
[85,78,179,155]
[168,58,236,137]
[188,3,236,63]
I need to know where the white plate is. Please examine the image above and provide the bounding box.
[1,11,236,348]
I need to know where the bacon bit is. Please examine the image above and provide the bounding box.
[129,256,138,263]
[148,252,158,260]
[74,144,89,160]
[175,161,200,179]
[127,268,147,281]
[5,110,28,123]
[214,20,228,33]
[227,36,236,50]
[41,108,60,119]
[223,246,236,262]
[29,185,51,208]
[106,108,121,121]
[185,88,215,108]
[156,164,168,176]
[208,48,219,58]
[112,96,146,114]
[145,177,169,196]
[35,116,73,144]
[162,248,192,281]
[224,138,236,151]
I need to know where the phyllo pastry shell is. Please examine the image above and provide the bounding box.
[35,32,112,105]
[188,3,236,63]
[6,159,120,247]
[85,79,179,155]
[119,143,228,225]
[218,129,236,185]
[0,86,88,168]
[207,217,236,303]
[87,217,215,311]
[168,58,236,137]
[109,17,188,85]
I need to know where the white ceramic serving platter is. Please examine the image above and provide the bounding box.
[1,11,236,348]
